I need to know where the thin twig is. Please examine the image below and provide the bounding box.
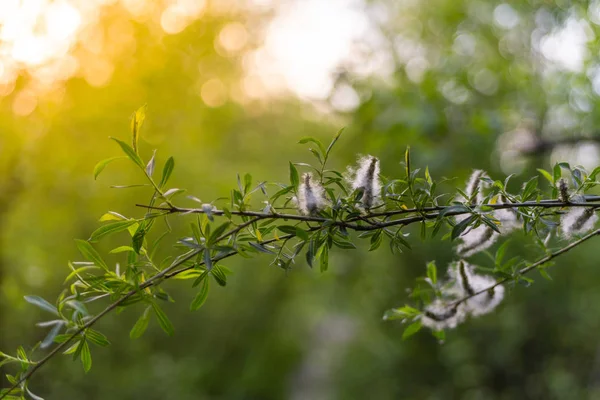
[450,228,600,308]
[0,217,263,399]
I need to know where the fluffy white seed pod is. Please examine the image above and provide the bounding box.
[448,261,505,317]
[462,169,487,204]
[493,195,520,234]
[421,300,466,331]
[560,207,598,238]
[297,173,326,215]
[455,170,498,256]
[456,224,499,257]
[557,178,569,203]
[348,155,381,209]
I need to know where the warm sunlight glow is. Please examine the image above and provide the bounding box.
[247,0,370,100]
[0,0,207,113]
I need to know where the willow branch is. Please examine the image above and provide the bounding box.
[137,198,600,232]
[0,217,265,399]
[450,228,600,308]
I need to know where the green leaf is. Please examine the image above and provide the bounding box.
[41,321,64,349]
[86,329,110,347]
[93,157,125,180]
[404,146,411,179]
[298,136,326,156]
[553,164,562,183]
[109,245,135,254]
[99,211,127,222]
[80,340,92,373]
[369,230,383,251]
[383,306,420,320]
[325,128,344,158]
[53,334,73,344]
[146,150,156,177]
[495,239,510,266]
[295,227,309,241]
[289,162,299,188]
[152,303,174,336]
[209,222,231,245]
[243,173,252,194]
[277,225,298,235]
[426,261,437,285]
[402,320,422,340]
[438,204,469,218]
[130,104,147,154]
[110,137,144,169]
[190,277,210,311]
[451,215,476,240]
[24,296,58,316]
[211,265,227,286]
[192,270,209,288]
[89,220,136,242]
[319,244,329,273]
[521,176,538,201]
[159,157,175,189]
[539,268,552,281]
[248,242,276,254]
[537,168,553,185]
[75,239,109,272]
[130,307,151,339]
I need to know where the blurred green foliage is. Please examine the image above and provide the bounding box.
[3,0,600,399]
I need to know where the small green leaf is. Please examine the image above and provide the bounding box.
[75,240,109,272]
[211,265,227,286]
[152,303,174,336]
[89,220,136,242]
[298,137,326,156]
[24,296,58,316]
[451,215,476,240]
[319,244,329,273]
[130,307,151,339]
[402,320,422,340]
[146,150,156,177]
[325,128,344,158]
[190,277,210,311]
[85,329,110,347]
[93,157,124,180]
[295,227,309,241]
[369,230,383,251]
[383,306,420,321]
[192,270,209,288]
[111,137,144,169]
[553,164,562,183]
[289,162,299,188]
[537,168,553,185]
[80,340,92,373]
[159,157,175,189]
[209,222,231,245]
[131,104,147,154]
[109,246,135,254]
[426,261,437,285]
[41,321,64,349]
[243,173,252,194]
[248,242,276,254]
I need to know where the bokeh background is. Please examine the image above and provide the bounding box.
[2,0,600,398]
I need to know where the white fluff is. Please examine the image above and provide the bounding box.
[297,173,326,215]
[560,207,598,238]
[348,155,381,209]
[448,261,504,317]
[456,224,499,257]
[463,169,487,203]
[421,300,466,331]
[493,196,520,234]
